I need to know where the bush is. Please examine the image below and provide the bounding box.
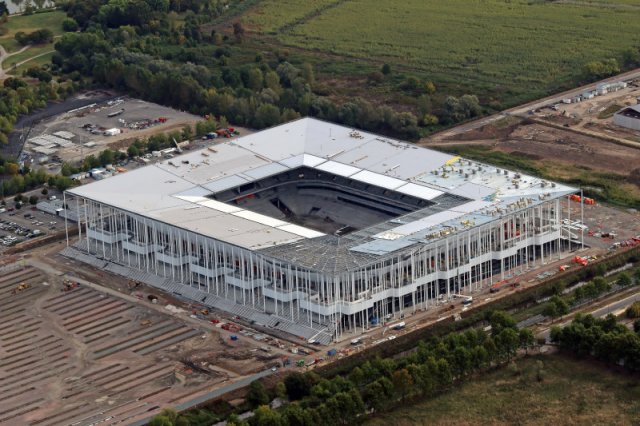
[62,18,79,32]
[626,302,640,319]
[15,28,54,45]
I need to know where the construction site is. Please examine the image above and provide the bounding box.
[19,95,201,168]
[0,251,299,425]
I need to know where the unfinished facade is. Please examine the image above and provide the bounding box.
[65,118,578,344]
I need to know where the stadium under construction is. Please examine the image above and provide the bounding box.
[64,118,581,344]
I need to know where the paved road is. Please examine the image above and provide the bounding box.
[128,368,276,426]
[537,290,640,342]
[425,66,640,142]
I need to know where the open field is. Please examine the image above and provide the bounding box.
[366,354,640,426]
[0,11,65,53]
[0,261,282,425]
[2,44,54,69]
[242,0,640,105]
[9,50,54,74]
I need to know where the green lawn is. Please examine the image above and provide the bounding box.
[3,44,54,69]
[366,354,640,426]
[243,0,640,106]
[8,51,54,75]
[0,10,65,53]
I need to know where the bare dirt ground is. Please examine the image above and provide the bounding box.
[432,121,640,176]
[0,245,291,425]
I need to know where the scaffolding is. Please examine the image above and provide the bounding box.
[66,193,573,342]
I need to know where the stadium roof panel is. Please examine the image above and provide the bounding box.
[68,118,576,265]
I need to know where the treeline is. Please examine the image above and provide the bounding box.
[150,311,535,426]
[52,31,425,139]
[551,313,640,372]
[0,155,75,199]
[542,268,639,322]
[48,0,483,140]
[14,28,53,46]
[0,77,76,145]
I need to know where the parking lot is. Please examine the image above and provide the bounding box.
[0,190,65,251]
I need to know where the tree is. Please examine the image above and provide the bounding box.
[246,380,270,407]
[28,195,38,205]
[274,381,287,400]
[62,18,79,32]
[543,300,559,322]
[618,272,632,287]
[362,377,393,412]
[0,1,8,16]
[41,188,48,195]
[489,310,517,335]
[233,22,245,43]
[381,63,391,75]
[284,372,313,401]
[149,408,178,426]
[249,405,285,426]
[583,58,620,81]
[127,144,140,158]
[626,302,640,319]
[391,368,413,401]
[495,328,519,361]
[253,104,281,128]
[518,328,535,354]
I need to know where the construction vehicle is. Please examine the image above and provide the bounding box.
[221,323,241,332]
[62,280,78,292]
[12,282,30,294]
[489,277,520,293]
[572,255,588,266]
[172,137,183,153]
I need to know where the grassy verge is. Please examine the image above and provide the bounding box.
[9,51,54,74]
[0,10,65,53]
[598,103,623,119]
[365,354,640,425]
[3,44,54,68]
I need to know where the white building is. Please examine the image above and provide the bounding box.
[64,118,579,344]
[613,104,640,131]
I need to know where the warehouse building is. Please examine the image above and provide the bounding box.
[614,104,640,131]
[64,118,578,344]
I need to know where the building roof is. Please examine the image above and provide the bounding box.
[615,104,640,120]
[68,118,576,271]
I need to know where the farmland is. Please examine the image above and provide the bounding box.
[366,354,640,426]
[242,0,640,106]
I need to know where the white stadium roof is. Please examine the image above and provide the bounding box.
[68,118,576,259]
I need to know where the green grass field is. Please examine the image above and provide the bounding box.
[0,10,65,53]
[243,0,640,106]
[12,51,54,73]
[366,354,640,425]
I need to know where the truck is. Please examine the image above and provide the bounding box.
[221,323,241,332]
[327,348,337,357]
